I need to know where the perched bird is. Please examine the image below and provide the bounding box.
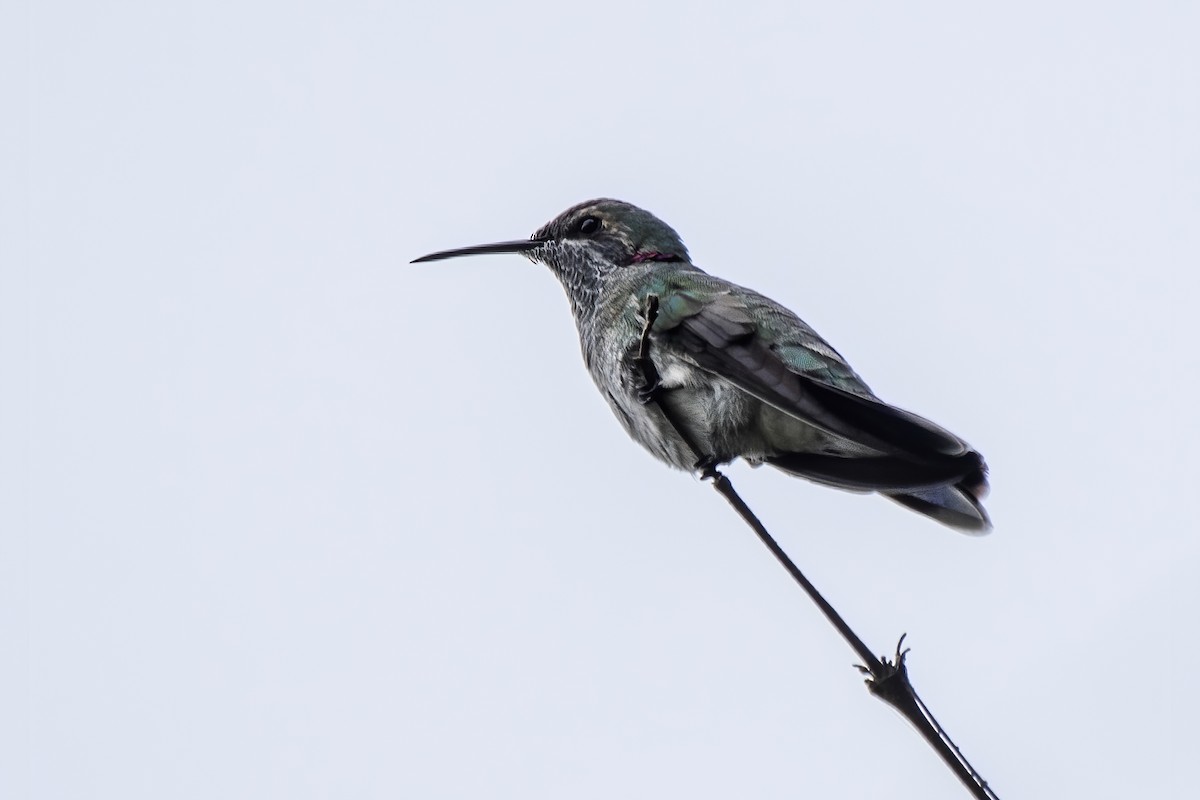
[414,199,990,532]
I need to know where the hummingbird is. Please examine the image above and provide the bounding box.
[413,199,990,532]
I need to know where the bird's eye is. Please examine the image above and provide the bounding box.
[578,216,601,235]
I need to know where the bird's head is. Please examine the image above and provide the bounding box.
[413,198,689,276]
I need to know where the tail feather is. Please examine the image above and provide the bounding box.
[767,454,991,533]
[887,473,991,533]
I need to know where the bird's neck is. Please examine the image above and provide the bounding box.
[552,260,604,324]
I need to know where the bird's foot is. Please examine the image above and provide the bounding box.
[635,294,663,405]
[694,455,722,481]
[635,375,663,405]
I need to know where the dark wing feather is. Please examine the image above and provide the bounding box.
[767,452,984,491]
[655,290,974,465]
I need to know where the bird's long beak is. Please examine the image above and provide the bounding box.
[411,237,548,264]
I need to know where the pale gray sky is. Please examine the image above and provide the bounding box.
[4,1,1198,798]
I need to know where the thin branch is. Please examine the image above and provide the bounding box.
[635,294,1000,800]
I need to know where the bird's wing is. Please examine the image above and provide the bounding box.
[652,286,973,463]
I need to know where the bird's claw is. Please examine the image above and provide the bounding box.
[694,455,722,481]
[636,376,663,405]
